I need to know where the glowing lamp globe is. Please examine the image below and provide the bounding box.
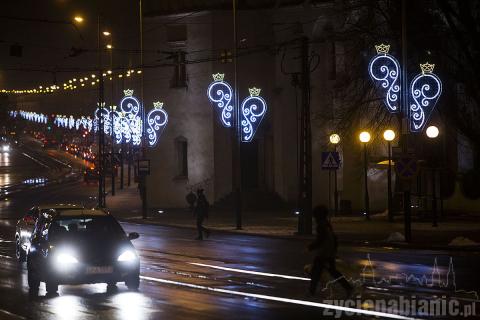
[426,126,439,139]
[383,129,396,142]
[359,131,371,143]
[329,133,340,145]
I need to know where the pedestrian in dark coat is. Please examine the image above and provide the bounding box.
[194,189,210,240]
[308,205,353,296]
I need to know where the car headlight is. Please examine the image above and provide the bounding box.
[56,252,79,264]
[2,145,9,152]
[117,250,137,262]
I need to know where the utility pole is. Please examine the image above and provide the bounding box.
[233,0,242,230]
[297,37,312,235]
[401,0,412,242]
[98,14,105,208]
[139,0,148,219]
[110,37,115,197]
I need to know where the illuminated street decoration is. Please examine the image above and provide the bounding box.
[119,90,142,146]
[94,103,111,135]
[207,73,233,127]
[146,101,169,147]
[368,44,401,113]
[409,63,442,132]
[207,73,268,142]
[111,108,123,144]
[15,110,48,123]
[240,87,267,142]
[368,44,442,132]
[9,89,168,148]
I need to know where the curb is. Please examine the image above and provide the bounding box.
[116,217,480,252]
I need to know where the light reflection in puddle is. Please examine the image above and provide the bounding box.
[50,295,83,320]
[112,292,151,320]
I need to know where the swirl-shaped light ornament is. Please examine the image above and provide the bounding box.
[94,103,111,135]
[368,44,401,113]
[409,63,442,132]
[146,101,168,147]
[120,89,143,146]
[111,108,123,144]
[207,73,234,127]
[240,87,267,142]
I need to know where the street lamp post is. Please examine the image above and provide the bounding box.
[426,125,439,227]
[105,31,115,197]
[329,133,340,215]
[383,129,396,222]
[359,131,371,220]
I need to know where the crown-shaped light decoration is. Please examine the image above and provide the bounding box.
[153,101,164,109]
[112,105,117,110]
[97,102,106,107]
[375,44,390,54]
[124,89,134,96]
[212,73,225,82]
[420,62,435,74]
[249,87,261,97]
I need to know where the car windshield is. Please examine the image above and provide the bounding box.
[48,216,125,241]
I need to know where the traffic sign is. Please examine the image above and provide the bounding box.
[321,152,340,170]
[395,157,418,180]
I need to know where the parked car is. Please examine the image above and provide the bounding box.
[15,204,83,262]
[27,208,140,294]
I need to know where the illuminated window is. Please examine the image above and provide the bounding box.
[175,137,188,178]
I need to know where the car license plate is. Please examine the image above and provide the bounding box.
[86,266,113,274]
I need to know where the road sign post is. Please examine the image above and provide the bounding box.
[395,155,418,243]
[322,152,340,213]
[137,159,150,219]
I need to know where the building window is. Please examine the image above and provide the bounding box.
[171,51,187,88]
[175,137,188,179]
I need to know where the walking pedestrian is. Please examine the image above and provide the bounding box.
[194,189,210,240]
[307,205,353,296]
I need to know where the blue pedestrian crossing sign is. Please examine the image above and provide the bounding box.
[321,152,340,170]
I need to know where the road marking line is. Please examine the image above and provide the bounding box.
[140,275,418,320]
[189,262,310,281]
[0,308,26,320]
[20,152,50,169]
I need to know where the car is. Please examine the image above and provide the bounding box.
[1,142,10,152]
[83,167,99,183]
[27,208,140,294]
[15,204,84,262]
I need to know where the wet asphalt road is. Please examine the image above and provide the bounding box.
[0,145,479,319]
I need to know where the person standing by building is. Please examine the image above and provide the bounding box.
[307,205,353,296]
[194,189,210,240]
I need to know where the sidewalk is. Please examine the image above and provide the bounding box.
[105,184,480,250]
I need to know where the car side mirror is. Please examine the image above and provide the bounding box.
[128,232,139,240]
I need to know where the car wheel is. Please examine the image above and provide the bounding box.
[46,281,58,294]
[27,263,40,292]
[125,275,140,290]
[15,237,26,262]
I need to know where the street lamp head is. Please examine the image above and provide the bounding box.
[329,133,340,144]
[359,131,371,143]
[103,31,111,36]
[426,125,439,138]
[383,129,396,141]
[73,16,84,23]
[106,44,113,49]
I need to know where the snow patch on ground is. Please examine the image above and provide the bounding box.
[448,237,479,246]
[386,232,406,242]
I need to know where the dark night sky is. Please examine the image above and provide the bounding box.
[0,0,140,90]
